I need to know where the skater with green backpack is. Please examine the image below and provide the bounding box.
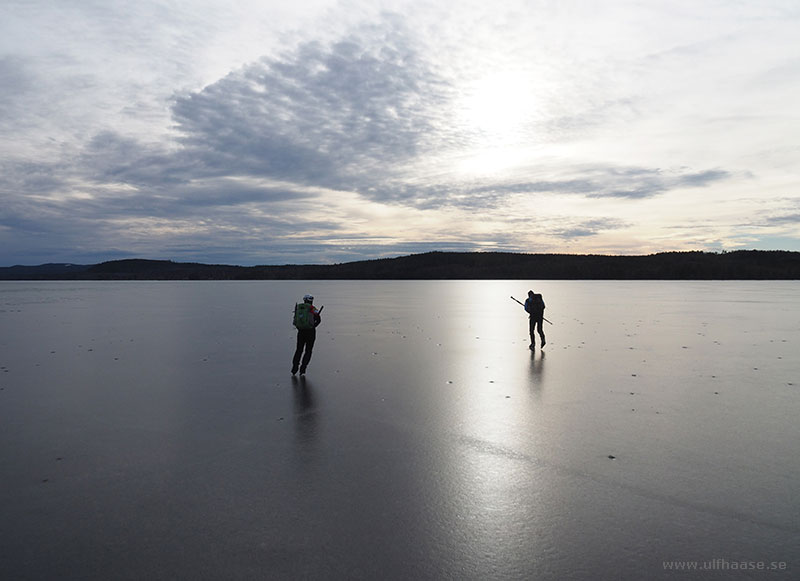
[292,294,322,376]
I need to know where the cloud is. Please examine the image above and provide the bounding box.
[12,9,736,208]
[170,15,447,191]
[158,15,732,212]
[553,218,629,239]
[768,213,800,225]
[438,165,731,206]
[0,56,33,121]
[589,167,731,199]
[763,204,800,226]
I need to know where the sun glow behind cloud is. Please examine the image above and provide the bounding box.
[458,71,540,142]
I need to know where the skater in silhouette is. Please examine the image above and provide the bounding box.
[524,290,546,350]
[292,294,322,376]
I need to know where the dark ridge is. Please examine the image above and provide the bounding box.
[1,250,799,280]
[0,263,92,279]
[87,259,243,280]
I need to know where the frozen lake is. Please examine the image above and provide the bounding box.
[1,280,798,579]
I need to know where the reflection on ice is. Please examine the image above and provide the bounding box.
[529,350,546,387]
[292,376,319,446]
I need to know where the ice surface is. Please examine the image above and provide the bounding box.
[1,280,798,579]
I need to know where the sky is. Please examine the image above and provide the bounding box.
[2,0,799,266]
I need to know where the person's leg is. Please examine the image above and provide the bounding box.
[537,318,546,347]
[529,317,536,349]
[299,329,316,373]
[292,332,305,374]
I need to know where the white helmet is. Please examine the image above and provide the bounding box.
[303,294,314,303]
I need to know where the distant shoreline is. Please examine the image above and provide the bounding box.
[2,250,800,280]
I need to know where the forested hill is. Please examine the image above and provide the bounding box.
[2,251,800,280]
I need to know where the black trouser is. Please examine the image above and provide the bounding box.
[529,316,545,346]
[292,328,316,372]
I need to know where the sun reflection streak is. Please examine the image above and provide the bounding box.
[434,281,553,565]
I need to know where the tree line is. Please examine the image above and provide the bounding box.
[2,250,800,280]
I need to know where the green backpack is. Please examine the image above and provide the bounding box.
[293,302,315,330]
